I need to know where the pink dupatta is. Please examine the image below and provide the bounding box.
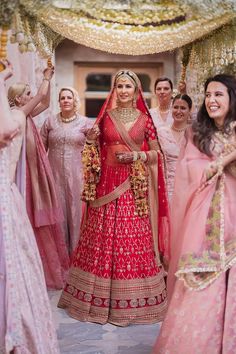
[26,116,63,227]
[168,128,236,297]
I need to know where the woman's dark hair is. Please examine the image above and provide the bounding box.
[192,74,236,156]
[154,77,173,91]
[173,93,192,110]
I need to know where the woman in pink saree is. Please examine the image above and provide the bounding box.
[8,69,69,289]
[152,74,236,354]
[0,60,59,354]
[58,69,169,326]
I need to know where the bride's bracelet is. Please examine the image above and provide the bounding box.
[86,138,96,145]
[139,151,147,162]
[133,151,138,161]
[133,151,147,162]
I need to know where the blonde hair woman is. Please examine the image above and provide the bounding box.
[41,87,93,255]
[0,60,59,354]
[8,68,69,290]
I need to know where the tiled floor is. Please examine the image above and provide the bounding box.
[49,291,160,354]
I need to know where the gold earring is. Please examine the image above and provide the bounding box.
[116,97,121,107]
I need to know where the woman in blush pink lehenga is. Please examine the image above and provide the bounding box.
[152,74,236,354]
[40,87,93,255]
[8,69,69,289]
[158,94,192,201]
[0,60,59,354]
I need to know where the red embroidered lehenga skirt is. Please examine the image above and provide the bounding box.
[58,160,167,325]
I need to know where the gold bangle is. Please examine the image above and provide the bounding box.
[133,151,138,161]
[86,138,96,144]
[138,151,147,162]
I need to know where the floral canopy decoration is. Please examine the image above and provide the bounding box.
[0,0,235,85]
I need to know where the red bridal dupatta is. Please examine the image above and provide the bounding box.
[83,83,170,264]
[167,127,236,298]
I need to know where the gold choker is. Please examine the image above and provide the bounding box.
[171,124,187,132]
[114,107,139,124]
[60,114,77,123]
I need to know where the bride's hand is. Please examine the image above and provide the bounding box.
[86,124,100,141]
[116,151,134,164]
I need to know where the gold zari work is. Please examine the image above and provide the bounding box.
[112,108,139,124]
[58,267,167,326]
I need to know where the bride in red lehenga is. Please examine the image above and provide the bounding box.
[58,69,169,326]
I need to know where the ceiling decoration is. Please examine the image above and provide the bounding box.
[0,0,235,86]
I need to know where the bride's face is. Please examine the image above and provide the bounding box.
[116,76,136,108]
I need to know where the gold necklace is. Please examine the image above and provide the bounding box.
[114,107,139,124]
[171,124,187,132]
[60,113,77,123]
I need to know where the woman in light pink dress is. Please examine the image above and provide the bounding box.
[41,87,93,255]
[149,77,187,131]
[152,74,236,354]
[8,69,69,289]
[158,94,192,200]
[0,60,59,354]
[149,78,174,129]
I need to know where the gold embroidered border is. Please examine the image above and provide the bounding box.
[67,267,166,299]
[89,178,130,207]
[58,291,167,326]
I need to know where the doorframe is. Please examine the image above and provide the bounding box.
[74,62,163,116]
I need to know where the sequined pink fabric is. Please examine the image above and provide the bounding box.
[0,148,59,354]
[152,128,236,354]
[152,267,236,354]
[41,114,94,254]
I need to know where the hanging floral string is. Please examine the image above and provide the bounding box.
[130,159,149,217]
[81,142,101,202]
[184,19,236,109]
[180,43,192,82]
[0,0,19,71]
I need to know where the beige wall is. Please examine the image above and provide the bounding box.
[55,39,178,115]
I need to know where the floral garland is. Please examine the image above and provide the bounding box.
[17,0,235,55]
[81,142,101,202]
[130,159,149,217]
[0,0,235,64]
[0,0,19,27]
[73,2,188,26]
[182,19,236,109]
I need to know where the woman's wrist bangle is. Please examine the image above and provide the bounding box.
[86,138,96,145]
[133,151,138,161]
[138,151,147,162]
